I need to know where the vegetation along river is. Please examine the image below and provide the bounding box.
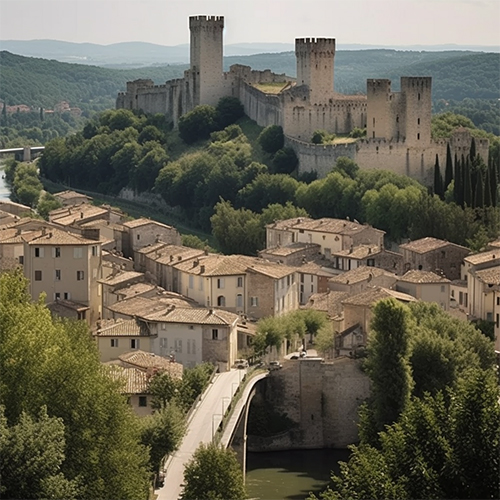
[245,449,350,500]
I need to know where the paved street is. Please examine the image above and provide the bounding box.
[156,368,246,500]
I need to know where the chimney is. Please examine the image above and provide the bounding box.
[200,265,205,273]
[170,255,174,262]
[80,212,84,219]
[41,227,47,236]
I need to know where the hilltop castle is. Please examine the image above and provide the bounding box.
[116,15,488,184]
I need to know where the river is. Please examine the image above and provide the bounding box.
[246,449,350,500]
[0,162,10,200]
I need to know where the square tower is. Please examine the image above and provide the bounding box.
[188,15,224,107]
[295,38,336,105]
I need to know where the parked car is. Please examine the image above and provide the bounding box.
[268,361,283,371]
[234,359,249,369]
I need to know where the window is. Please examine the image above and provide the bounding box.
[111,339,119,347]
[497,314,499,328]
[64,292,70,300]
[237,294,243,308]
[93,268,97,279]
[250,296,258,307]
[131,339,139,349]
[418,93,421,101]
[417,133,420,140]
[137,234,140,241]
[212,329,219,340]
[161,323,166,330]
[486,312,493,322]
[217,295,226,307]
[34,247,44,258]
[440,285,445,293]
[77,271,84,281]
[34,270,42,281]
[189,275,194,289]
[55,269,61,281]
[187,339,196,354]
[217,278,225,289]
[237,277,243,288]
[367,258,375,267]
[138,396,147,407]
[73,247,83,259]
[417,118,420,125]
[54,292,61,300]
[188,325,194,330]
[199,277,204,291]
[175,339,182,353]
[451,290,455,298]
[53,247,61,258]
[19,256,24,265]
[497,297,500,306]
[92,245,99,256]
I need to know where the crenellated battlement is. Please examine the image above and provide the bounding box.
[400,76,432,90]
[295,38,336,55]
[189,15,224,27]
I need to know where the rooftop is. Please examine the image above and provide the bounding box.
[293,218,383,236]
[107,366,150,395]
[118,350,184,378]
[99,271,144,287]
[398,270,450,284]
[328,266,395,285]
[49,204,108,226]
[332,244,383,259]
[247,261,297,279]
[341,286,416,307]
[174,253,256,276]
[53,190,91,201]
[24,227,98,246]
[303,290,349,317]
[122,217,175,230]
[95,318,149,337]
[474,266,500,286]
[400,237,469,254]
[464,249,500,266]
[260,242,321,257]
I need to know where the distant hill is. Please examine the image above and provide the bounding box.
[0,39,498,67]
[0,49,498,115]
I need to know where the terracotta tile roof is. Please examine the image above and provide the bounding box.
[329,266,395,285]
[400,237,469,254]
[261,242,321,257]
[107,295,195,319]
[107,366,150,394]
[114,283,157,300]
[341,286,416,307]
[50,204,108,226]
[488,238,500,249]
[464,249,500,266]
[95,318,150,337]
[474,266,500,285]
[24,228,98,246]
[118,350,183,377]
[122,217,174,230]
[53,190,91,201]
[136,242,170,255]
[304,290,349,317]
[156,307,239,326]
[247,261,297,279]
[293,217,383,236]
[398,270,450,284]
[266,217,313,231]
[297,261,337,277]
[47,299,89,312]
[0,228,40,244]
[99,271,144,286]
[332,244,383,259]
[174,254,256,276]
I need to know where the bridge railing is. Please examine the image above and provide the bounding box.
[213,365,267,445]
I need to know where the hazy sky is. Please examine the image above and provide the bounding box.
[1,0,499,47]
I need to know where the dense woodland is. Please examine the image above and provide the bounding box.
[38,104,500,254]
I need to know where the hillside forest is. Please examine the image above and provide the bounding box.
[0,48,498,148]
[36,101,500,255]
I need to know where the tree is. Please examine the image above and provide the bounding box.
[0,270,151,500]
[215,96,244,129]
[140,403,186,474]
[37,192,62,220]
[433,154,443,199]
[258,125,284,154]
[0,406,78,500]
[178,105,217,144]
[444,143,453,191]
[333,157,359,179]
[180,442,246,500]
[363,299,413,435]
[272,147,299,174]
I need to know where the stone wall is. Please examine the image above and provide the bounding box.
[255,357,371,450]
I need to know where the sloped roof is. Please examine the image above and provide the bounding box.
[107,366,150,394]
[99,271,144,287]
[329,266,395,285]
[341,286,416,307]
[122,217,175,230]
[24,227,97,246]
[174,254,256,276]
[400,237,468,254]
[246,261,297,279]
[158,307,239,326]
[304,290,349,317]
[293,218,383,236]
[95,318,149,337]
[260,242,321,257]
[399,270,450,284]
[464,249,500,266]
[118,350,184,378]
[331,244,383,259]
[474,266,500,285]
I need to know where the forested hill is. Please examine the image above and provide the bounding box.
[1,49,499,113]
[0,51,187,112]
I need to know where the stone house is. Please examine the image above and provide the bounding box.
[0,199,32,217]
[328,266,397,295]
[53,190,92,207]
[122,218,182,260]
[245,261,298,320]
[23,227,102,324]
[266,217,385,258]
[399,237,470,280]
[328,244,403,274]
[296,261,337,305]
[94,318,152,362]
[259,242,321,266]
[337,287,416,356]
[395,270,450,310]
[467,265,500,323]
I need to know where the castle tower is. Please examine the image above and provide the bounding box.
[295,38,336,105]
[188,15,224,107]
[366,79,393,140]
[400,77,432,146]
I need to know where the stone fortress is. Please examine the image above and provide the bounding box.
[116,15,489,184]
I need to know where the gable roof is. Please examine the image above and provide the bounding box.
[400,237,469,254]
[398,270,450,284]
[122,217,175,230]
[474,266,500,286]
[174,254,256,276]
[24,227,98,246]
[329,266,395,285]
[341,286,416,307]
[464,249,500,266]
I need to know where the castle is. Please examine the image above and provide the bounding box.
[116,15,488,184]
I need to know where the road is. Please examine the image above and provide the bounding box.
[156,368,246,500]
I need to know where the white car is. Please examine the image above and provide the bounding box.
[234,359,249,369]
[268,361,282,371]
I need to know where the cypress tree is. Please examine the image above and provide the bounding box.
[454,156,462,206]
[469,136,476,162]
[489,159,497,207]
[464,156,473,207]
[473,168,484,209]
[433,154,443,199]
[444,143,453,191]
[484,166,492,207]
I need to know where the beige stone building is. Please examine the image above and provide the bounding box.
[53,190,91,207]
[328,244,403,274]
[23,227,102,323]
[399,237,470,280]
[328,266,397,295]
[395,270,450,310]
[259,242,322,266]
[467,266,500,324]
